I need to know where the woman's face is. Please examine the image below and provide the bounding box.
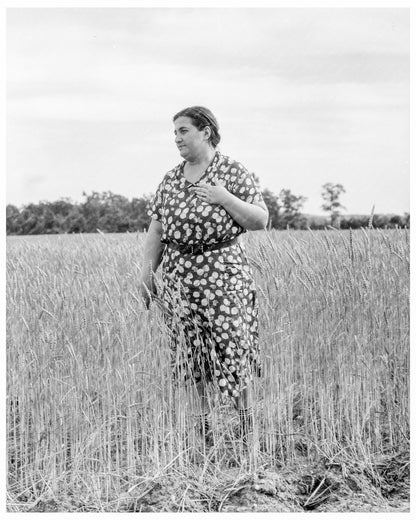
[174,116,208,160]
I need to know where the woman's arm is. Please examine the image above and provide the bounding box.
[140,218,165,307]
[220,193,268,231]
[191,180,269,231]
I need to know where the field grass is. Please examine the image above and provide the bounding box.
[6,229,410,512]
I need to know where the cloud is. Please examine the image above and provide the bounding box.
[8,8,409,82]
[7,7,408,128]
[6,8,409,213]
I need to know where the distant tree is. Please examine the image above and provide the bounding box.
[63,208,86,233]
[261,188,280,229]
[6,205,20,234]
[250,173,308,230]
[389,214,404,227]
[321,183,346,227]
[99,192,130,232]
[44,200,80,233]
[18,202,54,235]
[47,198,75,232]
[372,214,402,229]
[251,173,281,229]
[81,191,108,232]
[339,213,410,230]
[339,215,369,230]
[38,203,58,233]
[305,214,328,230]
[130,195,153,232]
[278,189,307,229]
[79,191,151,233]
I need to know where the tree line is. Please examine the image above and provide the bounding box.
[6,182,409,235]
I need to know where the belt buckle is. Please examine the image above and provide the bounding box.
[184,244,194,255]
[185,243,204,255]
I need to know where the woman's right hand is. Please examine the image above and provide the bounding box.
[140,218,164,309]
[140,276,157,310]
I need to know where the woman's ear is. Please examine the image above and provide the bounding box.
[204,126,212,141]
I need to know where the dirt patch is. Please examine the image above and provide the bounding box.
[114,455,410,513]
[8,447,410,513]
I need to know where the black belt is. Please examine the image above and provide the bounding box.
[165,237,239,255]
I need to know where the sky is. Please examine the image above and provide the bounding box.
[6,7,410,215]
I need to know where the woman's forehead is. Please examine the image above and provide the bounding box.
[174,116,194,129]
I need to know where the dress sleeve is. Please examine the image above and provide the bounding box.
[230,163,264,204]
[147,178,164,222]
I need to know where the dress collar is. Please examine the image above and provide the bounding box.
[177,150,221,188]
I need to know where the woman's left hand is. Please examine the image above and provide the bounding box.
[190,179,230,205]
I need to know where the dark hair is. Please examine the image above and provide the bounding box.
[173,106,221,148]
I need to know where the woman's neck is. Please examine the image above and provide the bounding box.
[186,147,216,167]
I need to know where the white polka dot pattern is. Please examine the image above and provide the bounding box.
[148,151,263,400]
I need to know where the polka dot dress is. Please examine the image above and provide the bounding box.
[148,151,264,400]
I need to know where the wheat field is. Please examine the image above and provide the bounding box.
[6,229,410,512]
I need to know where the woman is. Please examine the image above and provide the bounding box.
[140,106,268,444]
